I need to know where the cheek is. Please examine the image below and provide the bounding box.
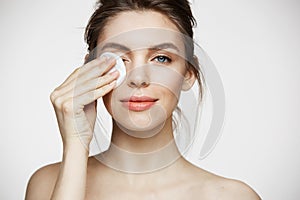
[161,90,179,115]
[147,67,185,99]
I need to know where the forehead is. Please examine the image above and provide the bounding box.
[97,11,186,54]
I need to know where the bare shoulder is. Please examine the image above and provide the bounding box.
[25,157,99,200]
[25,162,61,200]
[213,178,261,200]
[186,165,261,200]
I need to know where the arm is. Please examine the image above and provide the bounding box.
[24,141,89,200]
[25,56,118,200]
[50,140,89,200]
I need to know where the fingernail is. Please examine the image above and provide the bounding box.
[98,55,114,63]
[106,56,115,65]
[109,70,119,77]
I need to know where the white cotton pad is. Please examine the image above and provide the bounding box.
[99,52,126,87]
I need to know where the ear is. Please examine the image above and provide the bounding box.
[181,67,196,91]
[181,56,198,91]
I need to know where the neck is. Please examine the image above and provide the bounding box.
[112,116,175,152]
[95,116,183,173]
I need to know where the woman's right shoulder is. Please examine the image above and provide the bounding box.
[25,157,100,199]
[25,162,61,200]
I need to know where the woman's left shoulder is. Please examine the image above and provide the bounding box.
[184,165,261,200]
[212,178,261,200]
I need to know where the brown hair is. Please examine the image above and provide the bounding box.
[84,0,204,100]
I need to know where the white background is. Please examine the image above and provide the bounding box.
[0,0,299,199]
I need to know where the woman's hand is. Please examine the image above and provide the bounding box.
[50,56,119,151]
[45,56,119,199]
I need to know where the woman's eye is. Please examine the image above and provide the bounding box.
[122,58,129,63]
[154,55,171,63]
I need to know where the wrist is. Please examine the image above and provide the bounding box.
[63,137,90,158]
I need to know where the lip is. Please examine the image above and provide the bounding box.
[121,96,158,111]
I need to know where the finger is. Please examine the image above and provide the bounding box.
[75,58,116,88]
[80,56,116,77]
[55,58,109,90]
[55,57,116,96]
[73,80,116,111]
[51,71,118,113]
[73,70,119,98]
[57,59,103,89]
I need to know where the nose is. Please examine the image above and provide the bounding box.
[126,65,150,88]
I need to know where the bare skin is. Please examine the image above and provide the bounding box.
[26,156,260,200]
[25,11,261,200]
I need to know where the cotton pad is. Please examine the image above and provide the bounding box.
[100,52,126,87]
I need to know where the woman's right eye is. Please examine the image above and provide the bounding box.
[122,58,129,63]
[120,55,130,63]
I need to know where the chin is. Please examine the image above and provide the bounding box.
[114,119,166,139]
[112,107,169,138]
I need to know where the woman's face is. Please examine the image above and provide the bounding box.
[97,11,195,137]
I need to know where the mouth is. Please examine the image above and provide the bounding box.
[120,96,159,111]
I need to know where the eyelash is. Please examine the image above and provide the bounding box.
[121,55,172,64]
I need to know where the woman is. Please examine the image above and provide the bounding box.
[25,0,261,199]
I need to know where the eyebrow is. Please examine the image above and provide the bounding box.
[149,43,180,53]
[101,43,131,52]
[100,42,180,53]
